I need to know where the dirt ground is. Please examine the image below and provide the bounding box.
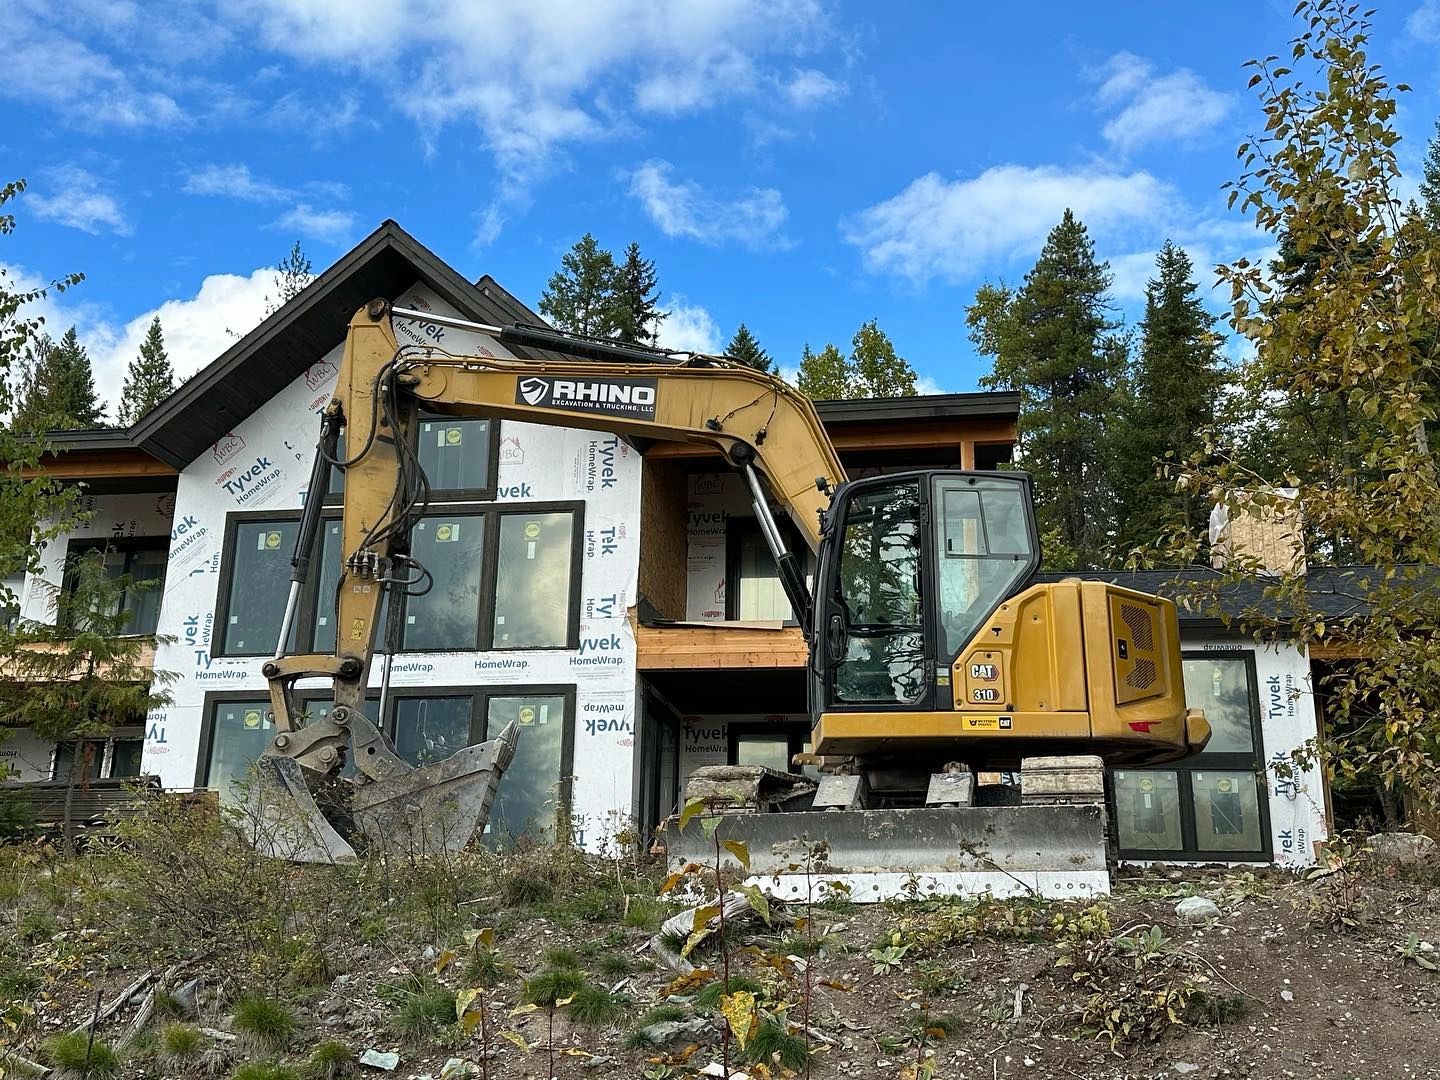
[4,851,1438,1080]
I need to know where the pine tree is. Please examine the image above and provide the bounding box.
[1420,117,1440,229]
[969,210,1126,569]
[53,327,105,427]
[850,319,919,397]
[539,234,619,337]
[611,242,665,345]
[725,323,773,373]
[9,332,54,432]
[796,342,849,398]
[1113,243,1227,555]
[117,317,175,426]
[0,551,173,850]
[264,240,313,316]
[25,327,105,429]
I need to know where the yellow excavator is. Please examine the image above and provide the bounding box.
[253,300,1209,893]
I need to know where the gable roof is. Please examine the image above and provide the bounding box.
[89,220,555,471]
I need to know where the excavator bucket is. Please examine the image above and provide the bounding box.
[246,721,520,863]
[352,721,520,857]
[665,804,1110,902]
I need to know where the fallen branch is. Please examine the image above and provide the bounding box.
[0,1048,50,1076]
[71,971,152,1036]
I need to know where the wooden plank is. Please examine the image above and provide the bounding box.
[19,452,178,481]
[636,624,808,670]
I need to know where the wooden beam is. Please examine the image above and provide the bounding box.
[19,452,178,482]
[643,417,1016,460]
[1307,641,1369,661]
[636,624,808,670]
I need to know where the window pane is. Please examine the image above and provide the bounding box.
[405,516,485,650]
[222,521,299,654]
[1182,659,1257,755]
[933,477,1034,659]
[53,741,104,782]
[393,696,473,767]
[1112,769,1183,852]
[493,513,574,649]
[111,739,145,778]
[418,416,493,492]
[206,700,273,802]
[736,532,793,621]
[312,520,344,654]
[734,735,790,772]
[486,694,567,843]
[1191,770,1264,852]
[124,546,167,635]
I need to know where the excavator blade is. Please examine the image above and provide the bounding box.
[247,755,359,864]
[351,720,520,857]
[666,804,1109,902]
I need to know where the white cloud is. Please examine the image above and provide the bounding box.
[842,165,1175,283]
[1091,51,1233,153]
[4,261,281,423]
[782,68,845,109]
[25,167,131,236]
[656,296,722,354]
[915,374,945,396]
[627,160,790,250]
[237,0,839,223]
[1105,219,1275,303]
[1410,0,1440,42]
[182,164,290,202]
[8,6,186,130]
[270,204,357,245]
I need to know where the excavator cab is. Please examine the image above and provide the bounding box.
[815,471,1040,715]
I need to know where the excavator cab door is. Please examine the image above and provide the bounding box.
[814,471,1039,716]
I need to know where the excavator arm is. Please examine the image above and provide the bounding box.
[251,300,845,861]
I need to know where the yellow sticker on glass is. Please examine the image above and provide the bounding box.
[1217,778,1233,793]
[435,523,459,543]
[265,531,282,550]
[518,706,537,726]
[445,427,462,446]
[243,710,262,729]
[524,521,541,539]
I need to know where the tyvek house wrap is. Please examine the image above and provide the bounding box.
[141,284,642,851]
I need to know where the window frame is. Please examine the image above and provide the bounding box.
[413,413,503,501]
[195,691,276,787]
[1110,650,1273,863]
[62,535,170,637]
[726,721,807,774]
[403,500,585,654]
[322,412,502,506]
[724,516,803,625]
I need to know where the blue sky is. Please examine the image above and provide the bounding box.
[6,0,1440,413]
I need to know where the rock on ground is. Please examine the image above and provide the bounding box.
[1176,895,1222,924]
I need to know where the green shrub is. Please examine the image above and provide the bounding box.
[745,1019,809,1071]
[502,872,554,905]
[389,984,457,1041]
[1186,991,1251,1027]
[41,1031,120,1078]
[522,968,587,1007]
[566,985,630,1027]
[159,1022,206,1063]
[621,896,666,931]
[463,946,504,987]
[232,994,299,1051]
[596,951,634,978]
[301,1039,357,1080]
[637,1004,687,1026]
[16,910,57,944]
[541,945,581,970]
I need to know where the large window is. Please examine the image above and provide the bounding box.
[53,731,146,782]
[215,519,301,655]
[201,687,575,840]
[64,538,169,636]
[725,518,803,623]
[324,413,497,502]
[200,698,275,802]
[417,415,498,496]
[216,502,580,657]
[1112,653,1271,861]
